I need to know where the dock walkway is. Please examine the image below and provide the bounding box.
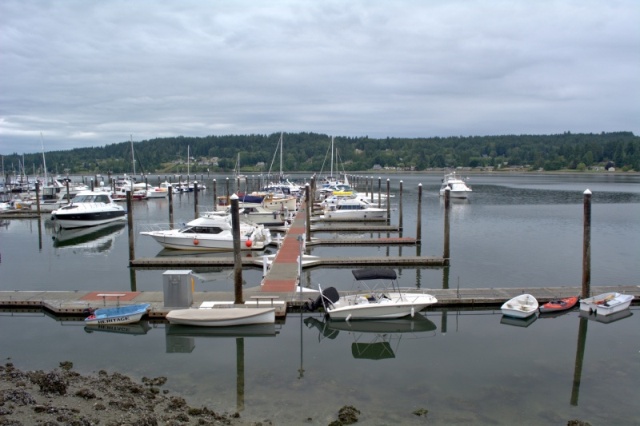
[1,286,637,320]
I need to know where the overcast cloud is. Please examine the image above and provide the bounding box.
[1,0,638,154]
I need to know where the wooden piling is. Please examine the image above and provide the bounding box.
[416,184,422,245]
[443,188,450,264]
[305,184,311,242]
[386,179,390,223]
[193,182,199,219]
[213,179,217,211]
[399,180,403,233]
[582,189,591,298]
[168,187,174,229]
[35,182,41,216]
[377,177,382,208]
[230,194,243,304]
[226,178,230,199]
[127,191,135,262]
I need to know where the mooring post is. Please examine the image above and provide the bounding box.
[90,179,94,191]
[310,176,316,214]
[226,178,230,200]
[399,180,403,233]
[168,187,174,229]
[65,181,70,203]
[35,182,41,216]
[305,184,311,242]
[386,179,390,223]
[416,183,422,246]
[230,194,243,304]
[582,189,592,298]
[193,182,199,219]
[370,177,374,203]
[444,188,451,264]
[378,177,382,208]
[126,190,135,263]
[213,179,217,211]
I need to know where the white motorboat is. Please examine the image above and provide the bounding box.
[321,198,387,221]
[579,292,634,316]
[140,212,272,251]
[501,294,539,319]
[439,172,472,199]
[305,269,438,321]
[239,204,295,227]
[166,307,276,327]
[29,186,72,212]
[50,191,127,229]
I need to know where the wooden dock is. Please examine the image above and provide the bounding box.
[1,286,637,320]
[131,204,442,270]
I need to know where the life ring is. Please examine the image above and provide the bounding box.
[193,238,200,246]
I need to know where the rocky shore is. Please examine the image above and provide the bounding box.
[0,362,256,425]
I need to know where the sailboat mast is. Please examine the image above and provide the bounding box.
[279,132,283,181]
[330,136,334,179]
[40,132,48,184]
[130,135,136,176]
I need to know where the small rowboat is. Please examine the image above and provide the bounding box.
[539,296,579,314]
[85,303,150,326]
[501,294,538,319]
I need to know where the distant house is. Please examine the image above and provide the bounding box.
[605,161,615,171]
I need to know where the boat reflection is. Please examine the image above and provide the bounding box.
[305,314,437,360]
[51,222,126,252]
[578,309,633,324]
[84,320,152,336]
[165,323,278,353]
[500,314,538,328]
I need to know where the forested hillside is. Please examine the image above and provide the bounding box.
[3,131,638,175]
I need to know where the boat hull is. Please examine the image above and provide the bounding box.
[327,294,437,321]
[84,304,150,326]
[579,292,634,316]
[141,231,268,251]
[166,307,276,327]
[501,294,539,319]
[51,210,126,229]
[539,296,579,314]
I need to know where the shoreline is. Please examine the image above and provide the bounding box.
[0,361,256,425]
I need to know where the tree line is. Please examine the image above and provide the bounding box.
[2,131,638,176]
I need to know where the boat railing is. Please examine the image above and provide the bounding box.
[138,222,186,232]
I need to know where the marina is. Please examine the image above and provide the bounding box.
[1,172,639,425]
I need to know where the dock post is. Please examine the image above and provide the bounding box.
[226,178,230,200]
[126,191,135,263]
[416,184,422,245]
[378,177,382,208]
[168,187,174,229]
[310,176,315,214]
[213,179,217,211]
[305,184,311,243]
[90,179,94,191]
[65,181,70,204]
[193,182,199,219]
[230,194,243,304]
[370,177,374,203]
[443,188,450,264]
[582,189,592,298]
[399,180,403,234]
[35,182,41,216]
[386,179,390,223]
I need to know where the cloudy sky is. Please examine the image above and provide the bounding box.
[1,0,638,155]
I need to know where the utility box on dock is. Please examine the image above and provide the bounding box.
[163,270,193,308]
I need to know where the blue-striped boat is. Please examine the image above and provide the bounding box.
[85,303,150,326]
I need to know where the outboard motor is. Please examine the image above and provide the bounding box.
[303,286,340,311]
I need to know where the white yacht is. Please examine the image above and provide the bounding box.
[439,172,472,199]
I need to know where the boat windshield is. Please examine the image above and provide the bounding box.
[73,194,110,203]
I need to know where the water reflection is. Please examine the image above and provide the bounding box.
[51,222,126,252]
[305,314,437,360]
[84,320,151,336]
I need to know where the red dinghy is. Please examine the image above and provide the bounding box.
[539,296,579,314]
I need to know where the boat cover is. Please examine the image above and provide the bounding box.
[304,287,340,312]
[352,269,397,281]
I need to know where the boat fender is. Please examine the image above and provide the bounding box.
[246,240,253,248]
[346,314,352,322]
[411,307,415,317]
[193,238,200,246]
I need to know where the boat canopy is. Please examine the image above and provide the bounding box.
[352,269,397,281]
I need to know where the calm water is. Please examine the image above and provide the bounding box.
[1,173,639,425]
